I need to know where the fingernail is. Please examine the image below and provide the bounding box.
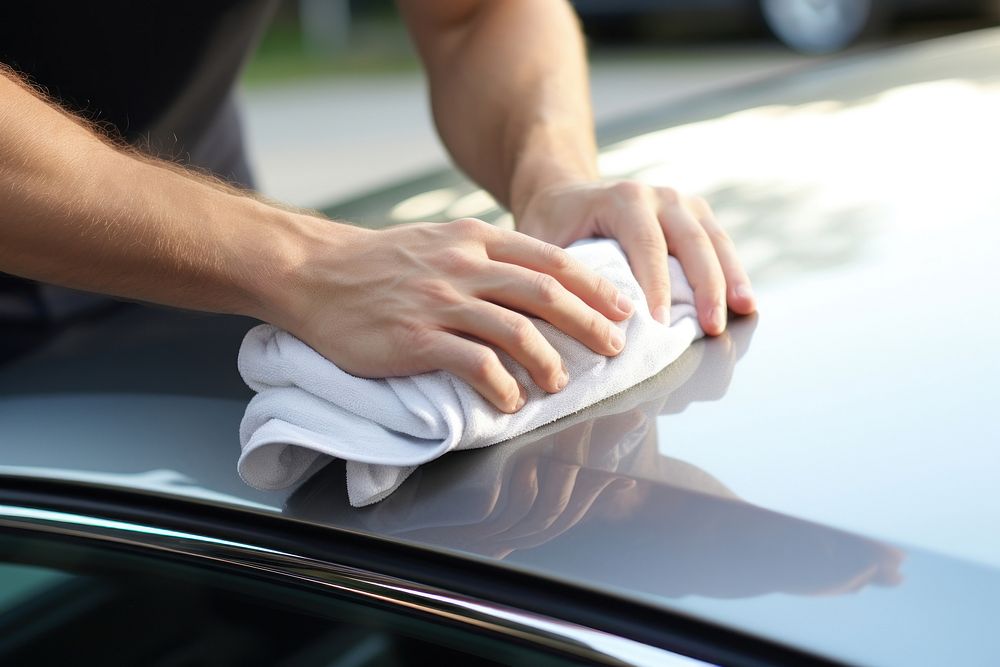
[616,292,634,315]
[515,385,527,411]
[653,305,670,325]
[609,326,625,352]
[556,361,569,390]
[710,305,727,332]
[735,284,755,303]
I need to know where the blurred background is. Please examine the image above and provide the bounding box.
[240,0,999,208]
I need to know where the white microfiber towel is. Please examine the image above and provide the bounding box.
[237,238,703,506]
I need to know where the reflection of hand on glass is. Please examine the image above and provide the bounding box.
[290,408,904,599]
[287,312,903,598]
[427,409,648,559]
[288,318,746,555]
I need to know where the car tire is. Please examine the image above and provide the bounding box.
[759,0,886,54]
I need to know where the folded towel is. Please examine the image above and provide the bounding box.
[237,238,703,506]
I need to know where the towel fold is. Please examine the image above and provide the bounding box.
[237,238,703,506]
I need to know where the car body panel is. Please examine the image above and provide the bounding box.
[0,503,711,667]
[2,28,1000,666]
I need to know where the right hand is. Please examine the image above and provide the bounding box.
[265,217,634,413]
[466,411,644,558]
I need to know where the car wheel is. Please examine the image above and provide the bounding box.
[759,0,883,53]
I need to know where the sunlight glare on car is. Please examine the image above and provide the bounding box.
[445,189,498,220]
[389,187,461,221]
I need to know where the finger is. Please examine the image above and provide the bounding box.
[419,329,525,413]
[486,231,633,321]
[497,460,580,540]
[465,454,539,541]
[540,474,631,543]
[481,455,541,536]
[551,419,596,467]
[611,201,671,324]
[588,408,648,463]
[688,196,757,315]
[873,546,906,587]
[505,472,627,550]
[475,261,625,357]
[695,328,738,402]
[444,300,567,393]
[658,188,728,335]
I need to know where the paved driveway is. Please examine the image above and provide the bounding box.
[241,46,816,207]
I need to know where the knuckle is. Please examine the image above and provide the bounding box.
[541,353,563,381]
[610,180,650,201]
[506,315,536,349]
[656,185,681,206]
[416,278,461,306]
[500,381,521,409]
[688,194,710,212]
[450,217,489,238]
[540,242,572,271]
[675,226,712,248]
[594,275,618,302]
[398,320,434,356]
[706,225,733,247]
[532,273,563,304]
[468,347,500,382]
[699,290,727,310]
[630,226,666,253]
[585,311,609,342]
[435,247,476,274]
[693,272,726,297]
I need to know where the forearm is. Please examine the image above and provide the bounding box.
[400,0,598,218]
[401,2,755,336]
[0,62,654,413]
[0,69,322,321]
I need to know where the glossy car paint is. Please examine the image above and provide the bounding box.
[2,29,999,666]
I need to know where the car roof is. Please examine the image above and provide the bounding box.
[3,28,1000,666]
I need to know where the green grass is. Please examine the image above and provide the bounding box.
[243,18,420,87]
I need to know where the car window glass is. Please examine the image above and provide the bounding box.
[0,531,585,667]
[0,562,73,614]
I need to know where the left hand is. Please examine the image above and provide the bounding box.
[516,180,757,336]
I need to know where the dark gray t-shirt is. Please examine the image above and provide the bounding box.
[0,0,280,322]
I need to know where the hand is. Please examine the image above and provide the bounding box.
[516,180,757,335]
[473,411,643,557]
[394,410,646,560]
[265,216,633,413]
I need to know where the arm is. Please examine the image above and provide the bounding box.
[0,68,628,411]
[399,0,756,334]
[0,69,291,319]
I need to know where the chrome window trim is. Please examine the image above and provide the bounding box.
[0,503,711,667]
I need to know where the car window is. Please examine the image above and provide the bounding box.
[0,562,73,614]
[0,532,585,667]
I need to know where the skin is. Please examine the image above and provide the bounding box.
[400,0,756,329]
[0,0,754,413]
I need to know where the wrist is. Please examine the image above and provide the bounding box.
[242,209,366,331]
[508,125,598,220]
